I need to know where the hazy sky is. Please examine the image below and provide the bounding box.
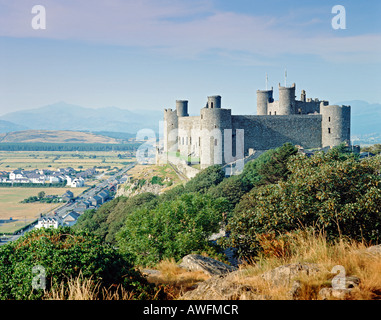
[0,0,380,116]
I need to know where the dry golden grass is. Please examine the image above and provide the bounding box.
[46,273,135,300]
[42,231,381,300]
[0,187,86,232]
[222,230,381,300]
[144,259,211,300]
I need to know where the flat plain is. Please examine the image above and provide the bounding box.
[0,187,86,233]
[0,150,135,171]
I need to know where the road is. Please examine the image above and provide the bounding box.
[0,162,136,246]
[53,162,136,218]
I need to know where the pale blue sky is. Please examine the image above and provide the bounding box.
[0,0,380,115]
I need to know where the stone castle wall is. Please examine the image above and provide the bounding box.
[161,83,351,170]
[231,115,322,151]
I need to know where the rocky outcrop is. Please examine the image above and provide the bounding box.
[318,276,360,300]
[179,254,237,276]
[356,244,381,257]
[116,180,167,198]
[179,271,267,300]
[179,260,364,300]
[261,262,320,286]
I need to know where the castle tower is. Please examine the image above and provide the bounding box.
[321,104,351,148]
[163,108,178,156]
[207,96,222,109]
[176,100,189,117]
[200,96,232,169]
[278,83,296,115]
[257,88,273,115]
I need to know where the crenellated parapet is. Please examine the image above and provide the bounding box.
[161,80,351,171]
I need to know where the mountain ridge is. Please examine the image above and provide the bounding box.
[0,100,380,144]
[0,130,123,144]
[0,102,162,134]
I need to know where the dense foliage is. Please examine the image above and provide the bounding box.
[73,142,381,268]
[224,148,381,260]
[0,227,153,300]
[362,144,381,155]
[184,165,225,193]
[73,192,158,244]
[117,193,229,266]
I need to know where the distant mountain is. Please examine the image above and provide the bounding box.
[0,119,29,133]
[0,102,162,134]
[0,130,123,144]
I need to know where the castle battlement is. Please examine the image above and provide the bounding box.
[161,81,351,170]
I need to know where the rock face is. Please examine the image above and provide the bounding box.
[261,262,320,286]
[116,181,166,198]
[179,271,267,300]
[357,244,381,257]
[179,254,237,276]
[318,276,360,300]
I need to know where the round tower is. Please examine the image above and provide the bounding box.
[163,108,178,155]
[200,99,231,169]
[278,83,296,115]
[207,96,221,109]
[257,88,273,115]
[321,104,351,148]
[176,100,189,117]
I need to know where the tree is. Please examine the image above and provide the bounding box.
[207,175,247,213]
[37,191,45,199]
[117,193,229,266]
[239,143,297,190]
[224,149,381,260]
[0,227,153,300]
[184,165,225,194]
[257,142,298,185]
[74,193,158,244]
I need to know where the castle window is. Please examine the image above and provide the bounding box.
[182,137,184,145]
[328,128,331,134]
[274,111,277,115]
[211,102,214,108]
[269,112,272,115]
[329,117,331,122]
[199,137,201,146]
[214,139,218,146]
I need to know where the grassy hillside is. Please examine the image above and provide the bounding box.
[0,130,123,144]
[2,143,381,300]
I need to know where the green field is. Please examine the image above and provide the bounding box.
[0,150,135,172]
[0,187,86,234]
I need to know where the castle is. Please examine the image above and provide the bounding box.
[159,82,351,172]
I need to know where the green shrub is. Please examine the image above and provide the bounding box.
[74,193,158,244]
[0,227,153,300]
[207,175,247,213]
[184,165,225,194]
[224,150,381,260]
[150,176,163,185]
[117,193,229,267]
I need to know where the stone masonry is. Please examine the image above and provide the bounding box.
[158,82,351,171]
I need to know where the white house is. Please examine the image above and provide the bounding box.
[70,177,85,188]
[65,175,73,186]
[35,216,63,229]
[9,170,25,180]
[49,176,62,184]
